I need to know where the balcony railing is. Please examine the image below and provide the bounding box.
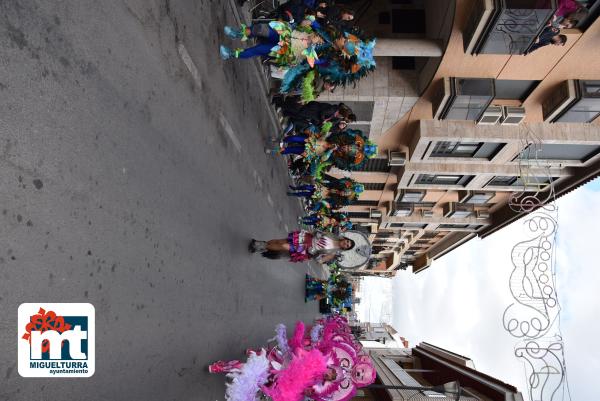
[464,0,557,55]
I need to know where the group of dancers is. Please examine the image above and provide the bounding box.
[220,0,377,269]
[211,2,379,400]
[209,315,376,401]
[221,0,375,102]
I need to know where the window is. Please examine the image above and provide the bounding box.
[355,224,373,234]
[445,78,495,121]
[417,175,460,185]
[390,223,427,229]
[362,182,386,191]
[487,176,555,187]
[435,78,496,121]
[557,101,600,123]
[354,200,380,207]
[487,176,517,186]
[347,212,371,219]
[439,224,469,229]
[448,209,472,218]
[444,203,473,218]
[392,203,414,217]
[438,224,483,230]
[460,191,495,204]
[399,190,425,203]
[545,80,600,123]
[518,144,600,162]
[357,158,391,173]
[376,232,396,239]
[431,141,482,157]
[415,174,474,186]
[469,193,493,204]
[404,223,427,229]
[556,81,600,123]
[494,79,540,101]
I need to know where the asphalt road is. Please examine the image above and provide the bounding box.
[0,1,325,400]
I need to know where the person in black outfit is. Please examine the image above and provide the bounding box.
[299,101,340,124]
[525,26,567,54]
[275,0,309,23]
[314,5,355,31]
[274,0,330,23]
[283,101,352,129]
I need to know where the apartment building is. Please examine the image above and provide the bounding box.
[353,342,523,401]
[323,0,600,275]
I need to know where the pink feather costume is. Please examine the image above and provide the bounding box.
[210,316,377,401]
[262,348,329,401]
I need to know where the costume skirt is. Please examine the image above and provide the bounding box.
[287,230,313,262]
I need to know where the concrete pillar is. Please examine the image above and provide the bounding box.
[374,38,443,57]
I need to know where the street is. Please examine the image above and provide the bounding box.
[0,1,323,400]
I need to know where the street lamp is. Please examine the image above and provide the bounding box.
[368,381,461,401]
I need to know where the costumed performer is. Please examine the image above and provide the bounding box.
[249,230,355,263]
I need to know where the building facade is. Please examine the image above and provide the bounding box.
[353,322,408,348]
[354,342,523,401]
[326,0,600,275]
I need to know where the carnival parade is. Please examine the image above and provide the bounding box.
[6,0,593,398]
[213,1,377,400]
[220,0,377,306]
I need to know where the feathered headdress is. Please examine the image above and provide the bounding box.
[341,33,376,70]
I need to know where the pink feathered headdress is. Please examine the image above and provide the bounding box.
[261,348,328,401]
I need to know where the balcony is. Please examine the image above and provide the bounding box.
[463,0,557,55]
[432,77,495,121]
[543,80,600,123]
